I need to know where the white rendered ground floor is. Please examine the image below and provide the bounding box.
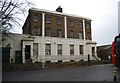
[3,33,99,63]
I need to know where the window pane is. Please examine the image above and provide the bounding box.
[79,45,83,54]
[57,29,62,37]
[79,21,83,28]
[69,20,74,26]
[45,28,51,37]
[33,26,38,35]
[117,38,120,42]
[79,32,83,39]
[46,16,51,23]
[86,23,90,29]
[88,33,91,40]
[33,15,38,22]
[57,44,62,55]
[70,31,74,38]
[70,45,74,55]
[45,44,51,55]
[33,43,38,56]
[56,18,62,24]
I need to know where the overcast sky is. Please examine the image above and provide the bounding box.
[13,0,119,46]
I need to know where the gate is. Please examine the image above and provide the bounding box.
[15,51,22,64]
[2,47,10,63]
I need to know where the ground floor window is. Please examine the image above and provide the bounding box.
[79,45,83,55]
[33,43,38,56]
[45,44,51,55]
[57,44,62,55]
[70,45,74,55]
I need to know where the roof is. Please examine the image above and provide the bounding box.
[30,7,91,20]
[97,44,111,50]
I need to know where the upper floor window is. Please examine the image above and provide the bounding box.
[70,45,74,55]
[33,15,38,22]
[79,21,83,28]
[46,16,51,23]
[86,23,90,29]
[45,28,51,37]
[33,26,38,35]
[57,29,62,37]
[79,32,83,39]
[57,44,62,55]
[45,44,51,55]
[69,20,74,26]
[117,38,120,42]
[88,33,91,40]
[56,18,62,24]
[69,31,74,38]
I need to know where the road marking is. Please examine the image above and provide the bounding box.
[92,64,113,67]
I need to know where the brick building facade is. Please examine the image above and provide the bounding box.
[3,7,99,63]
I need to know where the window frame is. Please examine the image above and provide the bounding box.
[88,33,91,40]
[70,45,74,55]
[57,29,62,37]
[46,16,51,23]
[86,23,90,29]
[56,18,62,25]
[33,15,38,22]
[45,44,51,55]
[33,26,38,35]
[69,20,74,27]
[57,44,62,55]
[78,20,83,28]
[33,43,38,56]
[79,45,84,55]
[45,28,51,37]
[69,31,74,38]
[79,32,83,39]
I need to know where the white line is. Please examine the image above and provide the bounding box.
[92,64,113,67]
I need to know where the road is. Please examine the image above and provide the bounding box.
[2,64,115,81]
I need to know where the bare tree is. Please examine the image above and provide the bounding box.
[0,0,33,42]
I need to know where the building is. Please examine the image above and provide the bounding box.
[97,45,112,60]
[3,7,99,63]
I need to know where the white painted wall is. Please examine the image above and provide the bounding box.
[33,36,98,62]
[2,33,29,63]
[3,34,98,63]
[22,40,34,63]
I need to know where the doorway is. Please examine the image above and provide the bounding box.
[92,47,95,56]
[25,45,31,59]
[15,51,22,63]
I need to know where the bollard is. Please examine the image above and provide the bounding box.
[114,66,117,81]
[42,62,45,69]
[88,54,91,66]
[113,66,120,81]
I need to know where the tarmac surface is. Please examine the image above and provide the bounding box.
[2,64,115,81]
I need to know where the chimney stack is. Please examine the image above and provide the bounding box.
[56,6,62,13]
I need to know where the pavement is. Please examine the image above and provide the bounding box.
[2,64,115,81]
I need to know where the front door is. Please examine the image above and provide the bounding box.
[92,47,95,56]
[15,51,22,64]
[25,45,31,60]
